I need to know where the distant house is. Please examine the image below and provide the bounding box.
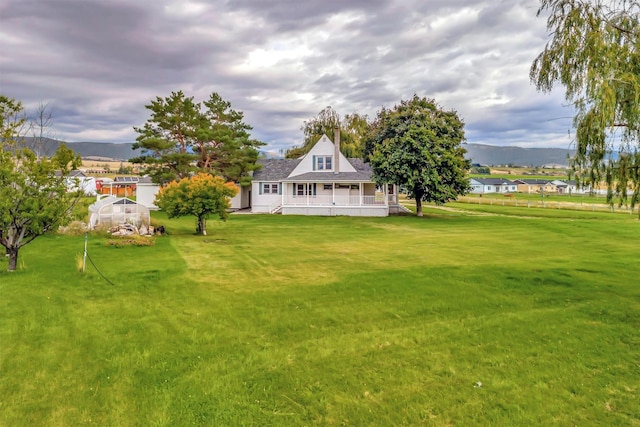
[542,163,568,169]
[513,179,556,194]
[55,170,97,195]
[251,133,399,216]
[552,180,591,195]
[469,178,517,194]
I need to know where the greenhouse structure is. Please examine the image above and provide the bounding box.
[88,196,150,230]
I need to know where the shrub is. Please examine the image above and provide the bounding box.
[106,235,156,248]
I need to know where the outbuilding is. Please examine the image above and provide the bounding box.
[136,176,160,210]
[88,196,150,230]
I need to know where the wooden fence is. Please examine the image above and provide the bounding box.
[456,196,639,215]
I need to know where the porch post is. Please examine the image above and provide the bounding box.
[384,184,389,206]
[332,182,335,205]
[306,182,310,205]
[359,182,363,206]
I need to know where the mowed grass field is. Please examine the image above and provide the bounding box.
[1,208,639,426]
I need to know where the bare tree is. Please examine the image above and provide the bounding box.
[28,101,58,157]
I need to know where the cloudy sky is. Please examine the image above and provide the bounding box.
[1,0,575,154]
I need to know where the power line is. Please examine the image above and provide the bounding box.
[82,233,116,286]
[84,251,116,286]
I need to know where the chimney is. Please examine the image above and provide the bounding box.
[334,127,340,174]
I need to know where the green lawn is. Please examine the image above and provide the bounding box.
[1,210,639,426]
[462,192,610,204]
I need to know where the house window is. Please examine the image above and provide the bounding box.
[262,183,279,194]
[315,155,333,170]
[295,183,316,196]
[323,184,332,190]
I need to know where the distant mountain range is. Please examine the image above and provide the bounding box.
[464,143,574,167]
[20,137,138,161]
[24,138,575,167]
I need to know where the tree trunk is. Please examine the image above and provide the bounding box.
[7,246,18,271]
[198,216,207,236]
[414,186,425,217]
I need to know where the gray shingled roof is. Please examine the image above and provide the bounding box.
[471,178,514,185]
[253,159,301,181]
[54,170,87,177]
[513,179,551,184]
[254,158,374,182]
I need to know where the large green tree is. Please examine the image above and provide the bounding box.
[155,173,238,236]
[132,91,263,185]
[1,96,82,271]
[196,93,263,186]
[530,0,640,210]
[285,106,370,158]
[367,96,470,217]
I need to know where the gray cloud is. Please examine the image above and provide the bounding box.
[0,0,574,153]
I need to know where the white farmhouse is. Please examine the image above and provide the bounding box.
[251,132,399,216]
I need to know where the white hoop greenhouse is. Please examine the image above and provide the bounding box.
[88,196,150,230]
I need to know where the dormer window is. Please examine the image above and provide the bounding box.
[314,155,333,171]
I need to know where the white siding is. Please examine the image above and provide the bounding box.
[136,182,160,210]
[288,135,356,177]
[251,181,282,212]
[229,184,251,210]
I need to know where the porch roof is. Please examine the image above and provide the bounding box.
[284,158,373,182]
[282,172,373,182]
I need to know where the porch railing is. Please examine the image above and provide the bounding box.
[283,195,389,206]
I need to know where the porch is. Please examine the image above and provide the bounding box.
[279,181,398,216]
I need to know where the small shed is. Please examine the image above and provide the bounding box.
[96,177,136,197]
[88,196,150,230]
[136,176,160,210]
